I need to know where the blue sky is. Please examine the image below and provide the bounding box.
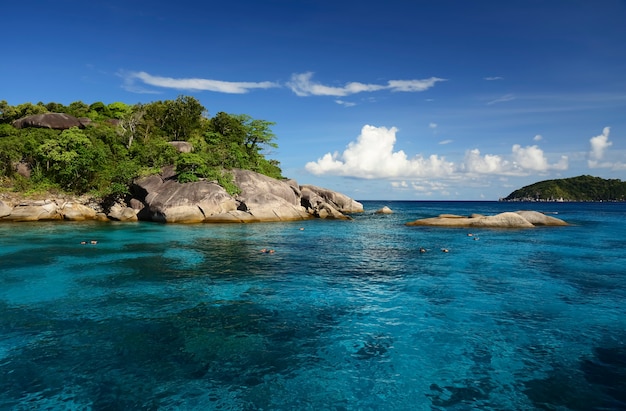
[2,0,625,200]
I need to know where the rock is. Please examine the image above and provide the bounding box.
[300,185,364,214]
[60,202,97,221]
[470,212,535,228]
[2,200,61,221]
[406,210,567,228]
[514,210,568,226]
[15,162,31,178]
[12,113,83,130]
[375,206,393,214]
[168,141,193,153]
[132,175,237,223]
[0,169,362,224]
[107,203,138,221]
[230,169,310,222]
[0,200,12,218]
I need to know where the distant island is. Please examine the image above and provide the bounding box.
[500,175,626,202]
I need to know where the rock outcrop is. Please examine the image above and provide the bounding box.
[406,210,568,228]
[12,113,83,130]
[0,169,363,224]
[375,206,393,214]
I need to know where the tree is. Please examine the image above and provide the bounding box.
[36,127,105,192]
[145,95,206,141]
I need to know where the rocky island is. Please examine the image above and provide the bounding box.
[406,210,568,228]
[500,175,626,202]
[0,99,364,223]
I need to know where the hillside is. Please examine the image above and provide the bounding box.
[500,175,626,202]
[0,97,282,200]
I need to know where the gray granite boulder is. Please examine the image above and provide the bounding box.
[132,175,238,223]
[406,211,567,228]
[1,200,62,221]
[514,210,568,226]
[12,113,83,130]
[300,185,364,219]
[0,200,12,218]
[229,169,310,222]
[60,202,97,221]
[375,206,393,214]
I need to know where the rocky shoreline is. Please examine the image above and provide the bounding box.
[0,168,364,223]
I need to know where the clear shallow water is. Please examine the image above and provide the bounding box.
[1,201,625,410]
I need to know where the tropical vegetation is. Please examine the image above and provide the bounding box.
[0,96,282,199]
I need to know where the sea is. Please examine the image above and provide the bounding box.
[0,201,625,411]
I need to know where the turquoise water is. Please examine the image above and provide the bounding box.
[1,201,625,410]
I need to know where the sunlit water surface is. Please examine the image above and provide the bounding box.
[1,201,625,410]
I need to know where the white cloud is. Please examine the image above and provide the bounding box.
[587,126,626,169]
[512,144,568,172]
[588,126,612,167]
[305,125,455,178]
[484,76,504,81]
[487,94,515,105]
[287,72,445,97]
[534,134,543,141]
[306,125,570,183]
[335,99,356,107]
[439,139,453,145]
[429,122,438,129]
[464,149,511,174]
[121,71,279,94]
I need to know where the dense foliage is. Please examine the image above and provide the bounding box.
[501,175,626,201]
[0,97,282,198]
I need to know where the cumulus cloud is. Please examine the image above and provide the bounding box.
[512,144,568,172]
[121,71,279,94]
[586,126,626,169]
[588,127,612,167]
[305,125,455,179]
[534,134,543,141]
[287,72,445,97]
[306,125,570,182]
[464,149,511,174]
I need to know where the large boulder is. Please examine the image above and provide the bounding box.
[514,210,568,226]
[300,185,364,214]
[60,202,97,221]
[0,200,12,218]
[1,200,62,221]
[230,169,310,222]
[132,175,238,223]
[406,211,567,228]
[12,113,83,130]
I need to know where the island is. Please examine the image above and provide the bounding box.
[0,98,363,223]
[500,175,626,202]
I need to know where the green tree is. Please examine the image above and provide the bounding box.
[36,127,105,192]
[145,95,206,141]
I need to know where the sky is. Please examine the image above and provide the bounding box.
[2,0,626,200]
